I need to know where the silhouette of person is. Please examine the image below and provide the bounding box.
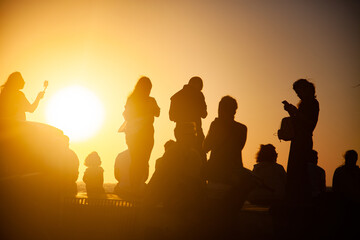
[307,150,326,199]
[332,150,360,238]
[146,122,205,210]
[333,150,360,202]
[203,96,255,239]
[0,72,45,121]
[123,76,160,193]
[169,76,207,155]
[247,144,287,206]
[283,79,319,205]
[203,96,247,185]
[154,139,176,170]
[63,148,80,197]
[114,149,131,197]
[83,151,105,197]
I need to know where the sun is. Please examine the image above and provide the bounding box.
[46,86,105,142]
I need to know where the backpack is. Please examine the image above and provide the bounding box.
[278,117,294,141]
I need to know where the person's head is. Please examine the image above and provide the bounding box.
[84,151,101,167]
[293,79,316,100]
[309,150,318,165]
[131,76,152,98]
[164,139,176,152]
[344,150,358,166]
[1,72,25,91]
[188,76,203,91]
[174,122,197,144]
[256,144,278,163]
[218,96,238,119]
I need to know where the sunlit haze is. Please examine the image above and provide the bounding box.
[46,85,105,142]
[0,1,359,184]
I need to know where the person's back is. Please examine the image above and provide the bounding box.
[204,96,247,185]
[83,152,105,197]
[169,77,207,138]
[170,85,206,124]
[84,167,105,193]
[114,150,131,187]
[333,150,360,203]
[0,90,27,121]
[204,118,247,182]
[146,123,204,209]
[307,150,326,198]
[247,144,286,205]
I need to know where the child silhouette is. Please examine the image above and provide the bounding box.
[83,151,105,197]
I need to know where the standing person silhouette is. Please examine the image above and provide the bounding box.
[123,76,160,194]
[203,96,248,239]
[169,76,207,156]
[282,79,319,205]
[0,72,45,121]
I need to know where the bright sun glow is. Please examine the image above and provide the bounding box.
[46,86,105,142]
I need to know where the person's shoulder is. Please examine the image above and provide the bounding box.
[316,165,325,173]
[148,96,156,102]
[16,91,26,99]
[275,163,287,172]
[148,96,159,106]
[170,86,186,99]
[334,165,346,174]
[234,121,247,130]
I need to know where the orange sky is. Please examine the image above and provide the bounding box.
[1,0,359,185]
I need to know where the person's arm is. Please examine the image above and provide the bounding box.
[100,168,104,185]
[152,98,160,117]
[203,121,215,153]
[200,93,207,119]
[238,125,247,151]
[283,102,298,117]
[83,170,88,183]
[27,91,44,113]
[321,169,326,192]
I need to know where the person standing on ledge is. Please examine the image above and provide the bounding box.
[283,79,319,205]
[0,72,45,121]
[169,76,207,157]
[123,76,160,194]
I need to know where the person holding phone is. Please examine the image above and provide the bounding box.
[282,79,319,205]
[0,72,45,121]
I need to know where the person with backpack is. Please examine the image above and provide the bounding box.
[169,76,207,156]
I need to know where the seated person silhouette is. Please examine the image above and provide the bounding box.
[203,96,256,240]
[146,122,205,211]
[0,72,45,121]
[307,149,326,199]
[333,150,360,203]
[203,96,247,186]
[155,140,176,170]
[63,148,80,197]
[247,144,287,206]
[83,151,105,198]
[114,149,131,197]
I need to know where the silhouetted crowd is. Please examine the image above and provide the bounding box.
[1,72,359,239]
